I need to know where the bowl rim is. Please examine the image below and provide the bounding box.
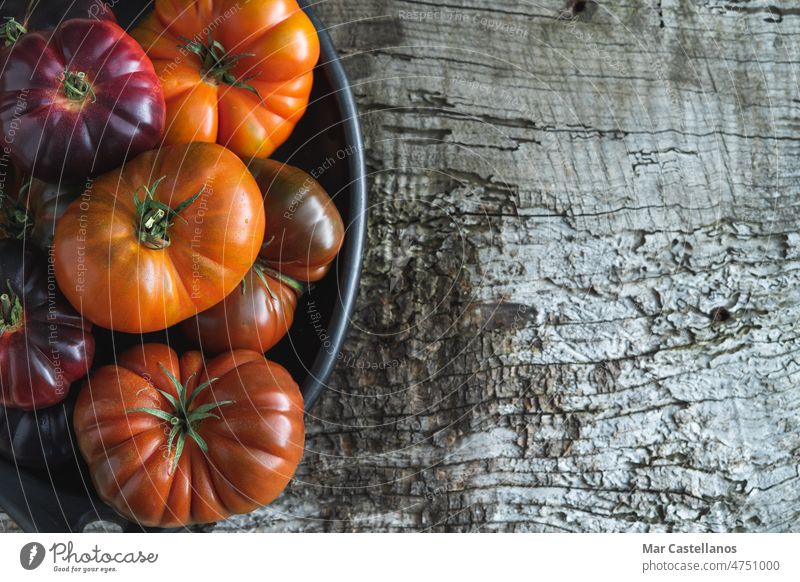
[297,0,367,412]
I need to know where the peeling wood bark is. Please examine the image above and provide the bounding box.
[4,0,800,533]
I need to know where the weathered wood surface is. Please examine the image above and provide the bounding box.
[4,0,800,533]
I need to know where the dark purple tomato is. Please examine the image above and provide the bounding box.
[0,385,78,468]
[0,18,165,182]
[0,240,94,410]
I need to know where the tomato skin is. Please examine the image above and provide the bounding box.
[250,159,344,282]
[0,240,95,410]
[0,19,165,183]
[23,179,82,249]
[53,142,266,334]
[0,386,78,468]
[1,165,82,248]
[131,0,319,160]
[1,177,82,249]
[181,264,299,356]
[73,344,305,527]
[0,0,115,33]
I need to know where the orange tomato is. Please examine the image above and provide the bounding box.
[132,0,319,159]
[53,142,265,333]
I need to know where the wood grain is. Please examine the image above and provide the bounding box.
[4,0,800,532]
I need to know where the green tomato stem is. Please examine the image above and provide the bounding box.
[0,17,27,47]
[250,260,307,298]
[0,280,23,335]
[179,32,261,96]
[134,177,203,250]
[0,178,32,240]
[62,70,96,103]
[127,363,230,474]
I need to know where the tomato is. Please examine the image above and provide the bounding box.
[1,175,82,249]
[73,344,305,527]
[181,261,301,356]
[250,159,344,282]
[0,0,115,45]
[20,179,82,249]
[0,387,78,468]
[0,240,95,410]
[53,142,266,334]
[132,0,319,160]
[0,19,165,183]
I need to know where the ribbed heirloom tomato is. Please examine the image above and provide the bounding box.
[132,0,319,159]
[53,142,265,333]
[73,344,305,527]
[0,240,95,410]
[0,18,165,182]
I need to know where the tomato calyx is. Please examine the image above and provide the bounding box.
[246,260,307,298]
[127,363,230,474]
[180,32,261,96]
[133,177,204,250]
[0,280,23,337]
[61,70,97,103]
[0,185,33,240]
[0,18,27,47]
[3,206,30,239]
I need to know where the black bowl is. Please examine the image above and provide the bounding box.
[0,0,366,532]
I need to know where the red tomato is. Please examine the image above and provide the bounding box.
[181,262,301,356]
[74,344,305,527]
